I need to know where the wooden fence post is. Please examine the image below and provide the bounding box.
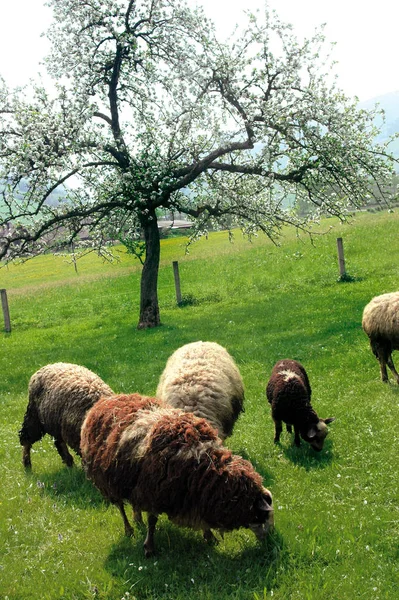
[172,261,182,304]
[336,237,346,278]
[1,289,11,333]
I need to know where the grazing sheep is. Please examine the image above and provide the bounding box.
[19,362,113,468]
[266,359,335,451]
[80,393,274,557]
[362,292,399,383]
[156,341,245,440]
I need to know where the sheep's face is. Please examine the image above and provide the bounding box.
[304,418,335,451]
[249,488,274,541]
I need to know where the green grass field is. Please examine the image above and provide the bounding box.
[1,210,398,599]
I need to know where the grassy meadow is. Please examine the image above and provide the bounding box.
[0,210,398,599]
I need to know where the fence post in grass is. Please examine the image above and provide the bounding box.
[337,237,346,278]
[1,289,11,333]
[172,261,182,304]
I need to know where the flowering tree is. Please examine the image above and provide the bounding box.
[0,0,397,328]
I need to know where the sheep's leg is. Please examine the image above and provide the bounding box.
[144,513,158,558]
[273,420,283,444]
[378,358,389,382]
[19,403,43,469]
[286,424,292,434]
[116,501,134,537]
[133,508,143,524]
[203,528,218,545]
[293,425,301,447]
[387,354,399,384]
[22,443,32,469]
[373,341,389,382]
[54,438,74,467]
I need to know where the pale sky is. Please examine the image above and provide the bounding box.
[0,0,398,101]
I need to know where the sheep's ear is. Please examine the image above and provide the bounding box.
[323,417,335,425]
[307,426,318,439]
[257,492,273,512]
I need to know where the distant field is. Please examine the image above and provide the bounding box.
[1,209,398,599]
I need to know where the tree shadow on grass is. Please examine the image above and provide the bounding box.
[24,463,105,508]
[104,518,287,599]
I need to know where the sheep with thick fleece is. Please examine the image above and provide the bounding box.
[80,393,274,557]
[362,292,399,383]
[19,362,113,468]
[266,359,335,451]
[156,341,244,440]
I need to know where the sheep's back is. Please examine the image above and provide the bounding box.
[29,362,113,449]
[156,341,244,437]
[362,292,399,339]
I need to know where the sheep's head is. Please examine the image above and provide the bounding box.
[248,488,274,541]
[303,417,335,451]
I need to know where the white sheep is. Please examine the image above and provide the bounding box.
[19,362,114,468]
[362,291,399,383]
[156,341,245,440]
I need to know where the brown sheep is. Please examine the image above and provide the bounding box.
[266,359,335,451]
[80,393,274,557]
[19,362,113,468]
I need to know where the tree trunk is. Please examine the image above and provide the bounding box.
[137,210,161,329]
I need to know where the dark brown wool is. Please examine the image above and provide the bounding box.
[81,394,273,556]
[266,359,334,451]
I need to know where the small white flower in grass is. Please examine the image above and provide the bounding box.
[191,578,195,584]
[337,474,341,478]
[364,500,368,505]
[366,545,370,551]
[138,566,143,571]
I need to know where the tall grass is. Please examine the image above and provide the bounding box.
[1,210,398,599]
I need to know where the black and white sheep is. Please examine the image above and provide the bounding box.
[362,292,399,383]
[80,393,274,557]
[156,341,245,440]
[266,359,335,451]
[19,362,113,468]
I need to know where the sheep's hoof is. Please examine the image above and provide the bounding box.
[124,525,134,538]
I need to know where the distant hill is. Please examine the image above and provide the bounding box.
[359,91,399,160]
[0,178,67,219]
